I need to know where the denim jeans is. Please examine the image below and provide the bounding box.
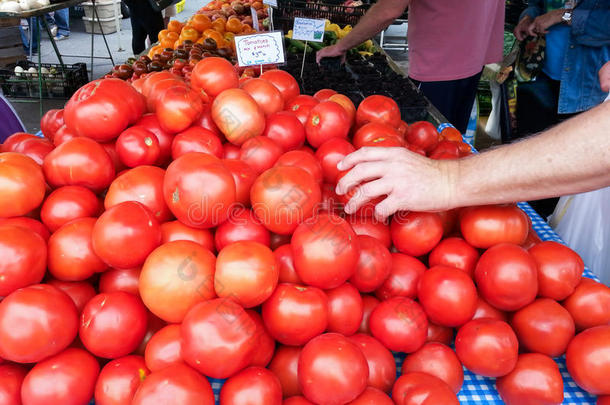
[19,9,70,51]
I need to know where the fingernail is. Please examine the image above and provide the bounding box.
[336,161,345,170]
[335,185,344,195]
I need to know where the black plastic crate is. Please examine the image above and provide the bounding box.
[0,61,88,99]
[275,0,370,31]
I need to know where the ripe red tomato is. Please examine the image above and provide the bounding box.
[240,136,283,174]
[0,225,47,297]
[286,95,318,126]
[171,126,223,159]
[262,283,328,346]
[348,386,393,405]
[212,88,265,145]
[191,57,239,99]
[418,265,478,327]
[268,345,301,398]
[359,294,380,334]
[292,213,360,289]
[369,297,428,353]
[260,70,300,103]
[160,220,215,250]
[313,89,337,102]
[401,343,463,394]
[472,297,508,322]
[215,208,270,251]
[428,237,479,278]
[48,217,107,281]
[131,364,214,405]
[95,355,150,405]
[263,111,306,151]
[375,253,427,300]
[511,298,575,357]
[326,283,363,335]
[284,396,315,404]
[429,140,460,160]
[460,205,529,249]
[241,78,285,116]
[1,132,54,165]
[194,104,222,137]
[426,323,454,345]
[220,366,282,405]
[298,333,368,405]
[563,278,610,331]
[139,240,215,322]
[496,353,563,405]
[391,211,443,257]
[115,126,160,167]
[353,122,401,149]
[528,241,584,300]
[0,217,50,242]
[245,310,275,368]
[156,86,204,133]
[275,150,323,183]
[41,185,100,232]
[250,166,321,234]
[455,318,518,377]
[475,243,538,311]
[53,124,79,146]
[328,94,356,125]
[163,153,236,228]
[92,201,161,269]
[136,113,174,166]
[350,235,392,292]
[404,121,439,152]
[566,326,610,395]
[99,267,140,297]
[40,108,64,141]
[47,279,96,313]
[392,372,459,405]
[223,158,257,206]
[21,348,99,405]
[181,298,257,378]
[43,137,115,191]
[144,324,183,372]
[0,153,45,217]
[315,137,356,184]
[0,364,27,404]
[346,216,391,248]
[356,95,401,128]
[274,244,302,284]
[305,101,351,148]
[348,333,396,393]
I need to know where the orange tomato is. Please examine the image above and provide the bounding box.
[167,20,184,34]
[211,19,226,33]
[160,38,175,49]
[240,24,254,34]
[224,32,235,42]
[204,30,225,45]
[180,26,200,42]
[329,94,356,124]
[190,14,212,33]
[441,127,463,143]
[252,1,263,10]
[225,17,242,34]
[158,29,170,41]
[148,45,162,59]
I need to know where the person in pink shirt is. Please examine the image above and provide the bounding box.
[317,0,505,133]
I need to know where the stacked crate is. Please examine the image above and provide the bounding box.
[81,0,122,34]
[0,18,26,67]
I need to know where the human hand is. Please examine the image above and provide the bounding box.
[527,9,564,36]
[316,44,347,64]
[335,147,458,218]
[599,61,610,93]
[514,15,533,41]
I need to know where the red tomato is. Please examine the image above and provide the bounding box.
[356,95,401,128]
[305,101,351,148]
[223,158,257,206]
[0,153,45,217]
[40,108,64,141]
[144,324,184,372]
[429,140,460,160]
[92,201,161,269]
[326,283,363,335]
[328,94,356,125]
[41,185,100,232]
[263,111,306,151]
[0,364,27,404]
[136,113,174,166]
[313,89,337,102]
[156,86,204,133]
[566,326,610,395]
[215,208,270,251]
[475,243,538,311]
[369,297,428,353]
[347,386,393,405]
[315,137,356,184]
[212,88,265,145]
[0,225,47,297]
[418,265,477,327]
[528,241,584,300]
[405,121,439,152]
[260,70,300,103]
[353,122,401,149]
[246,310,275,368]
[47,279,96,313]
[274,244,302,284]
[220,366,282,405]
[53,124,79,146]
[437,209,459,236]
[193,103,222,137]
[0,217,50,242]
[346,216,391,248]
[284,396,315,404]
[455,318,518,377]
[240,136,283,174]
[359,294,380,334]
[511,298,575,357]
[298,333,368,405]
[286,95,318,126]
[319,182,343,214]
[116,126,160,167]
[392,372,459,405]
[139,240,216,322]
[95,355,150,405]
[269,345,301,398]
[348,333,396,393]
[191,57,239,99]
[241,78,285,116]
[401,342,463,394]
[171,126,223,159]
[131,364,214,405]
[21,348,99,405]
[102,140,126,172]
[275,150,323,183]
[391,211,443,257]
[360,136,404,148]
[496,353,563,405]
[141,71,178,105]
[375,253,426,300]
[599,396,610,405]
[350,235,392,292]
[181,298,257,378]
[1,132,54,165]
[80,291,148,358]
[250,166,321,234]
[48,217,107,281]
[428,237,479,278]
[160,220,215,250]
[163,153,236,228]
[292,213,360,289]
[426,323,454,345]
[396,120,408,137]
[43,137,115,191]
[563,278,610,331]
[99,267,140,296]
[472,297,508,322]
[460,205,529,248]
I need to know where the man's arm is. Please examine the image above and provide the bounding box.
[335,102,610,218]
[316,0,409,62]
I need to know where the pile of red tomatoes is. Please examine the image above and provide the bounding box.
[0,57,609,405]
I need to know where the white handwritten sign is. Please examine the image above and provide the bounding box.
[263,0,277,7]
[250,6,260,31]
[292,17,326,42]
[234,31,285,67]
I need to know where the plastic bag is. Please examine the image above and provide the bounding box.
[549,187,610,286]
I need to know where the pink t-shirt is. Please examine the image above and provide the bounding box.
[407,0,505,82]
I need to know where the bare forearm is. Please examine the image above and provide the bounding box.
[453,102,610,207]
